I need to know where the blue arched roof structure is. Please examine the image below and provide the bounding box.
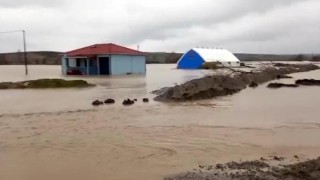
[177,49,204,69]
[177,48,240,69]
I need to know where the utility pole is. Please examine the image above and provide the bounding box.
[0,30,28,75]
[22,30,28,75]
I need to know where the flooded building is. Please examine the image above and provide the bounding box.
[62,43,146,75]
[177,48,240,69]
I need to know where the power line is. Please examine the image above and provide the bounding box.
[0,29,28,75]
[0,30,24,34]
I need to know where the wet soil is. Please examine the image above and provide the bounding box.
[267,83,299,88]
[0,79,93,89]
[295,79,320,86]
[165,156,320,180]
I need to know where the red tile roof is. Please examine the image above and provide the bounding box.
[65,43,145,56]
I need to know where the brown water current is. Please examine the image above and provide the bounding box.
[0,64,320,180]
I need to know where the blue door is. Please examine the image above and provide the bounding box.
[99,57,110,75]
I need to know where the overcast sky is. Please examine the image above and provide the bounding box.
[0,0,319,54]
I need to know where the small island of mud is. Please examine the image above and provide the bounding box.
[0,79,94,89]
[154,63,319,102]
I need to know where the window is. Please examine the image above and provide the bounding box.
[76,58,88,67]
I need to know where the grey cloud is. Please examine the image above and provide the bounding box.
[108,0,308,43]
[137,0,320,53]
[0,0,66,8]
[0,0,319,54]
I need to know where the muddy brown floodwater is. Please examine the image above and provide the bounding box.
[0,64,320,180]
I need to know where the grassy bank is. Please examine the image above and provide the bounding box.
[0,79,94,89]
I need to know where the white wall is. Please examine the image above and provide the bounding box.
[131,56,146,74]
[61,56,67,75]
[220,61,240,67]
[110,55,146,75]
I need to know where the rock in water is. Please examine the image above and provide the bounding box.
[104,99,115,104]
[122,99,135,106]
[249,81,258,88]
[143,98,149,103]
[92,100,103,106]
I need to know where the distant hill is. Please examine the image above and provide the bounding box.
[0,51,62,65]
[146,52,183,64]
[235,53,320,62]
[0,51,319,65]
[146,52,320,63]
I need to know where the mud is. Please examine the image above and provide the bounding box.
[267,83,299,88]
[295,79,320,86]
[154,64,319,102]
[249,81,258,88]
[0,79,93,89]
[267,79,320,88]
[165,156,320,180]
[276,74,293,79]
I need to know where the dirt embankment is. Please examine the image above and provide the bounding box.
[153,64,319,102]
[165,156,320,180]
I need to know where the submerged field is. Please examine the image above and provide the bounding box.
[0,64,320,180]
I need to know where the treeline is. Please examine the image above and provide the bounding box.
[0,51,319,65]
[235,53,320,62]
[0,51,62,65]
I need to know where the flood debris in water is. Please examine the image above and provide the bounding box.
[92,100,104,106]
[122,98,135,105]
[91,98,151,106]
[104,99,115,104]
